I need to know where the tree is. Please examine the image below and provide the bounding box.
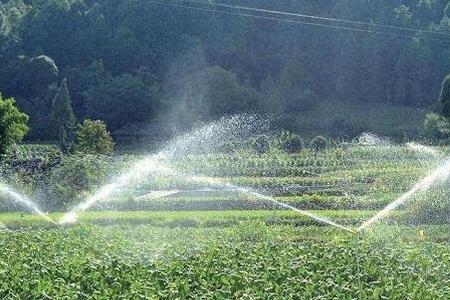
[73,119,114,155]
[0,55,59,140]
[278,58,317,113]
[420,112,450,143]
[439,74,450,119]
[394,42,434,107]
[179,66,259,119]
[0,94,28,155]
[172,66,260,124]
[278,132,305,154]
[0,55,59,100]
[52,78,76,152]
[62,60,111,118]
[84,71,160,131]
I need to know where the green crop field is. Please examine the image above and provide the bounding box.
[2,0,450,297]
[1,144,449,299]
[1,224,449,299]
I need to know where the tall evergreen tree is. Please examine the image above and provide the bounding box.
[52,78,76,152]
[439,74,450,119]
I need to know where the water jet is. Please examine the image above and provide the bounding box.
[0,182,56,225]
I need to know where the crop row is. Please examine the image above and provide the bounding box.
[0,223,448,299]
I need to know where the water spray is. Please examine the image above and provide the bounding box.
[168,173,356,233]
[0,183,57,225]
[59,153,172,224]
[358,158,450,232]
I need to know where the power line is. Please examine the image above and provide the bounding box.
[182,0,450,37]
[146,1,450,45]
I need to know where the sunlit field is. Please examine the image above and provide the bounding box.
[1,138,449,299]
[1,1,450,298]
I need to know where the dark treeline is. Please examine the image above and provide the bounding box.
[1,0,449,142]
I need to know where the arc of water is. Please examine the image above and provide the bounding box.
[0,183,56,224]
[406,142,439,158]
[358,158,450,232]
[59,153,172,224]
[0,221,8,231]
[184,175,355,233]
[60,153,355,232]
[134,190,179,200]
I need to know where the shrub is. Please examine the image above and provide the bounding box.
[73,119,114,155]
[310,136,328,152]
[420,112,450,143]
[0,95,29,155]
[278,132,304,153]
[251,134,270,155]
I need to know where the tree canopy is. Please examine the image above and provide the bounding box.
[0,0,448,141]
[73,119,114,155]
[439,74,450,118]
[0,94,28,154]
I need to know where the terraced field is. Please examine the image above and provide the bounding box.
[91,145,443,213]
[1,144,449,299]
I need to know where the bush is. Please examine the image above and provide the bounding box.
[278,132,304,153]
[73,119,114,155]
[310,136,328,152]
[251,134,270,155]
[420,112,450,143]
[0,95,29,155]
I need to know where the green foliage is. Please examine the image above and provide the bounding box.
[0,55,58,139]
[0,144,62,207]
[0,94,28,155]
[0,141,446,212]
[439,74,450,119]
[0,222,448,298]
[201,67,260,118]
[405,187,449,225]
[0,55,58,99]
[52,79,75,125]
[251,134,270,155]
[329,114,367,138]
[74,119,114,155]
[278,58,317,113]
[420,112,450,143]
[0,0,448,140]
[277,131,304,153]
[169,66,260,129]
[52,78,76,151]
[84,71,160,131]
[310,136,328,152]
[62,61,110,117]
[46,155,109,210]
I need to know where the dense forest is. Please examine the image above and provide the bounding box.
[1,0,450,143]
